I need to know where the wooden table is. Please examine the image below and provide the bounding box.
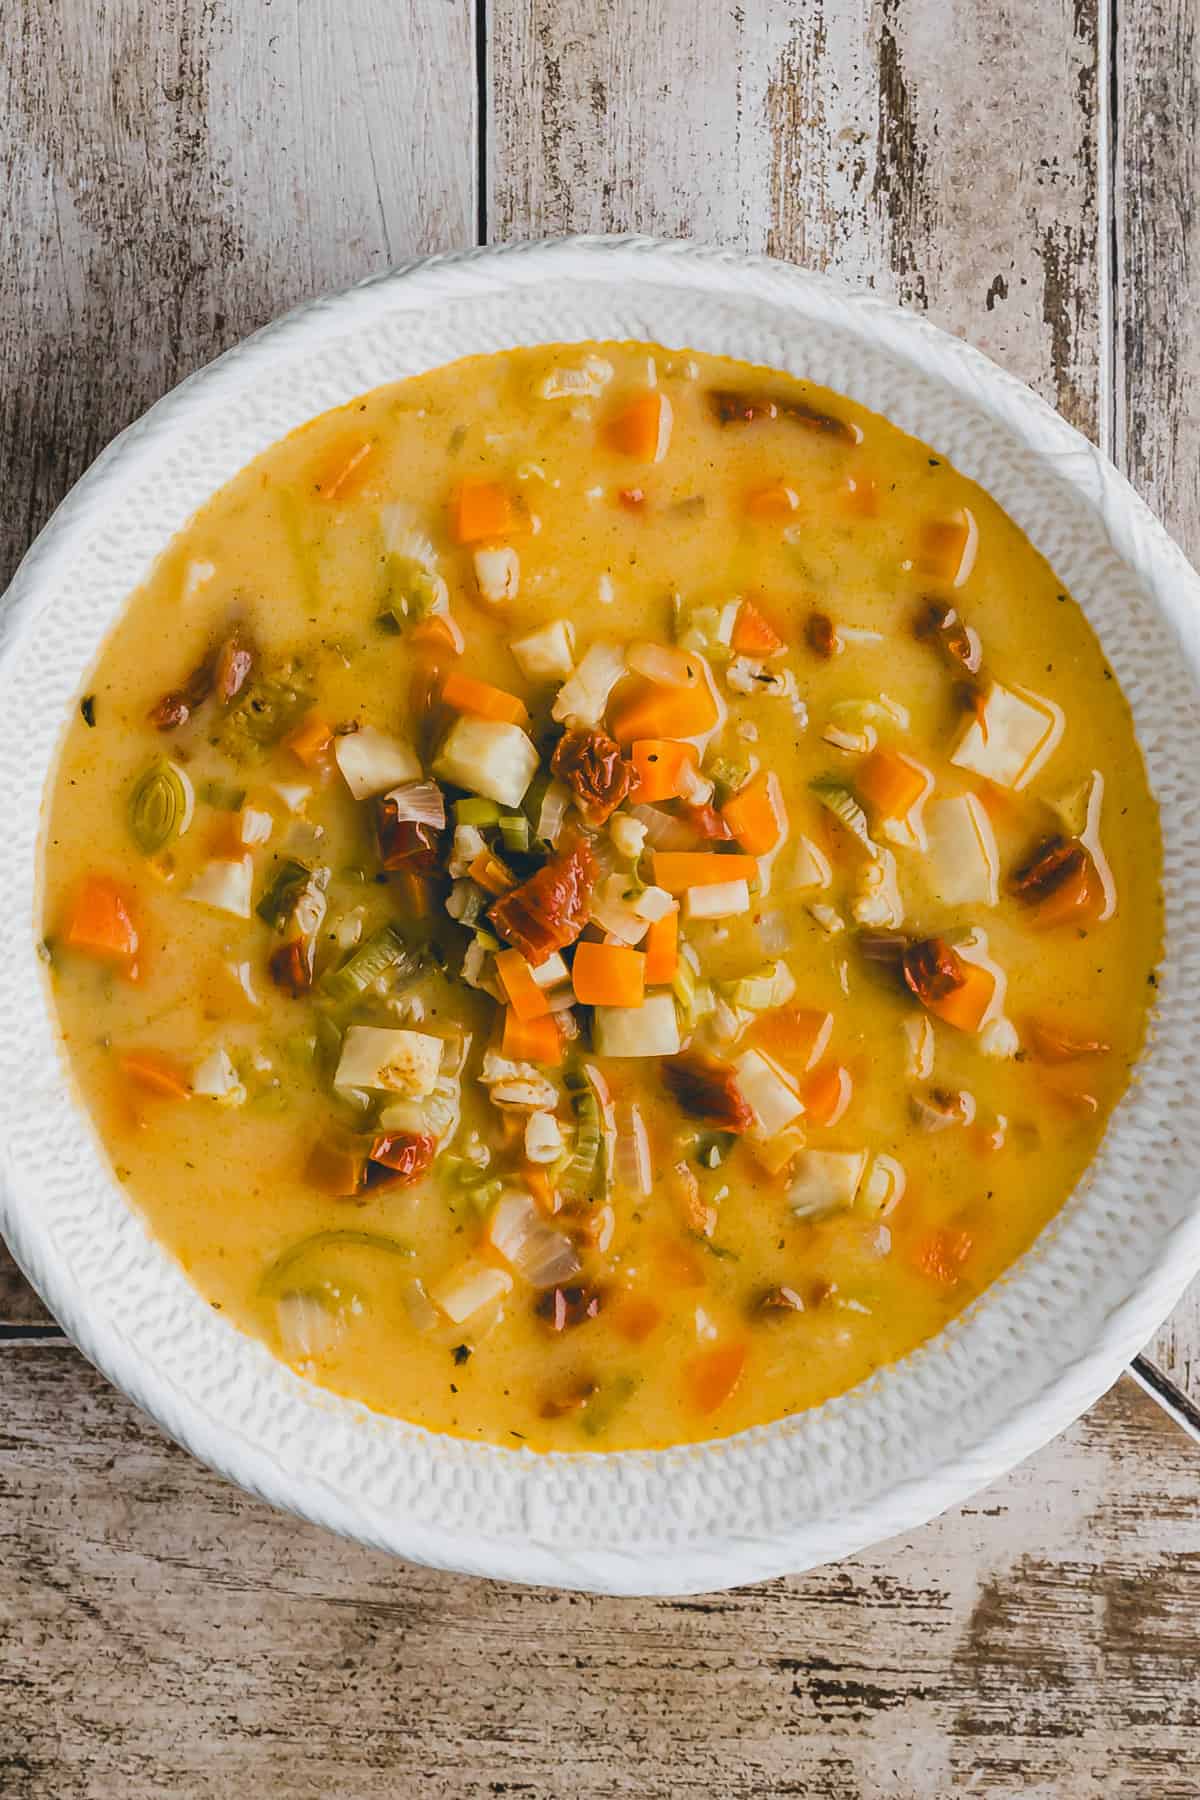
[3,5,1199,1793]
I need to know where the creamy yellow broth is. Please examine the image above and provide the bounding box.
[42,342,1161,1451]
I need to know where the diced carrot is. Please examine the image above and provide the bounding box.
[855,747,931,823]
[721,769,787,855]
[468,849,517,896]
[617,487,647,512]
[442,670,528,726]
[607,391,673,462]
[609,676,720,743]
[313,439,374,502]
[918,508,978,585]
[501,1008,562,1065]
[409,614,464,656]
[452,480,513,544]
[495,948,553,1022]
[1031,859,1104,930]
[653,1234,706,1290]
[629,738,698,803]
[119,1050,191,1100]
[64,876,139,963]
[283,711,334,767]
[731,599,786,657]
[744,482,800,521]
[915,1226,973,1285]
[750,1007,833,1074]
[652,851,757,892]
[643,909,679,986]
[839,473,879,516]
[922,960,996,1033]
[571,942,646,1007]
[610,1293,663,1344]
[801,1062,853,1128]
[684,1342,747,1416]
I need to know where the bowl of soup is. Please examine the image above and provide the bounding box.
[2,238,1199,1593]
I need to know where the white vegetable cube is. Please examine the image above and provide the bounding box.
[511,619,575,681]
[271,782,310,814]
[589,872,652,945]
[791,835,832,892]
[238,807,273,847]
[684,879,751,921]
[733,1049,804,1138]
[926,794,999,907]
[529,951,570,990]
[430,1259,513,1325]
[593,992,681,1058]
[788,1149,868,1219]
[334,1026,443,1098]
[950,682,1064,791]
[551,640,626,729]
[632,884,676,923]
[184,856,253,919]
[334,727,421,800]
[191,1047,245,1105]
[474,546,520,603]
[433,716,539,808]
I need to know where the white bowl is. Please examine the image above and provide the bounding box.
[2,237,1199,1596]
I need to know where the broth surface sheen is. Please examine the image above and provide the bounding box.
[43,342,1161,1451]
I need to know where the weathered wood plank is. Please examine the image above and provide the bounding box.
[489,0,1102,430]
[1115,0,1200,1396]
[0,1346,1196,1798]
[0,0,476,1324]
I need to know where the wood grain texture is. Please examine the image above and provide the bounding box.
[1114,0,1200,1395]
[1,1346,1197,1799]
[0,0,476,1326]
[489,0,1102,430]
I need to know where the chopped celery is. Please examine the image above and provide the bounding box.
[671,953,697,1016]
[811,777,877,855]
[320,921,415,1004]
[561,1086,603,1200]
[283,1033,319,1066]
[725,962,795,1012]
[259,1228,415,1300]
[313,1010,344,1072]
[200,779,247,811]
[473,927,501,953]
[256,858,319,929]
[579,1374,639,1439]
[706,755,750,800]
[456,796,502,828]
[499,813,531,853]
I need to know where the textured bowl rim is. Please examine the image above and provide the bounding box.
[3,235,1200,1596]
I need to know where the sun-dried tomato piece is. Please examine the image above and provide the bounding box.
[376,802,441,873]
[618,487,646,511]
[706,388,859,443]
[535,1285,603,1332]
[550,730,633,825]
[268,936,315,996]
[148,655,214,730]
[214,630,255,703]
[1010,836,1088,904]
[682,802,733,841]
[804,611,841,660]
[489,839,596,965]
[913,601,983,674]
[364,1130,437,1188]
[662,1052,754,1133]
[1024,1019,1112,1064]
[902,938,968,1007]
[540,1377,598,1419]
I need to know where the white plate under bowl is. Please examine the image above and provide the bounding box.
[2,237,1198,1597]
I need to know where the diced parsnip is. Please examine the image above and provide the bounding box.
[529,950,570,989]
[979,1017,1020,1059]
[184,856,253,919]
[473,546,520,603]
[632,884,675,923]
[430,1259,513,1325]
[511,618,575,682]
[334,727,421,800]
[238,807,273,847]
[433,716,538,808]
[524,1112,564,1163]
[334,1026,442,1098]
[551,640,626,729]
[593,992,681,1058]
[851,846,904,930]
[950,682,1064,790]
[685,879,751,921]
[271,782,311,814]
[733,1049,804,1138]
[537,355,615,400]
[590,872,652,945]
[788,1149,868,1219]
[191,1047,245,1105]
[926,793,999,907]
[791,835,832,891]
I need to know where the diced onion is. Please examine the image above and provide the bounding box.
[626,641,699,688]
[612,1102,652,1198]
[487,1191,582,1288]
[630,804,697,850]
[399,1276,439,1334]
[385,779,447,830]
[276,1292,344,1361]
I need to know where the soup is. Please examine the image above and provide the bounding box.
[41,342,1161,1451]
